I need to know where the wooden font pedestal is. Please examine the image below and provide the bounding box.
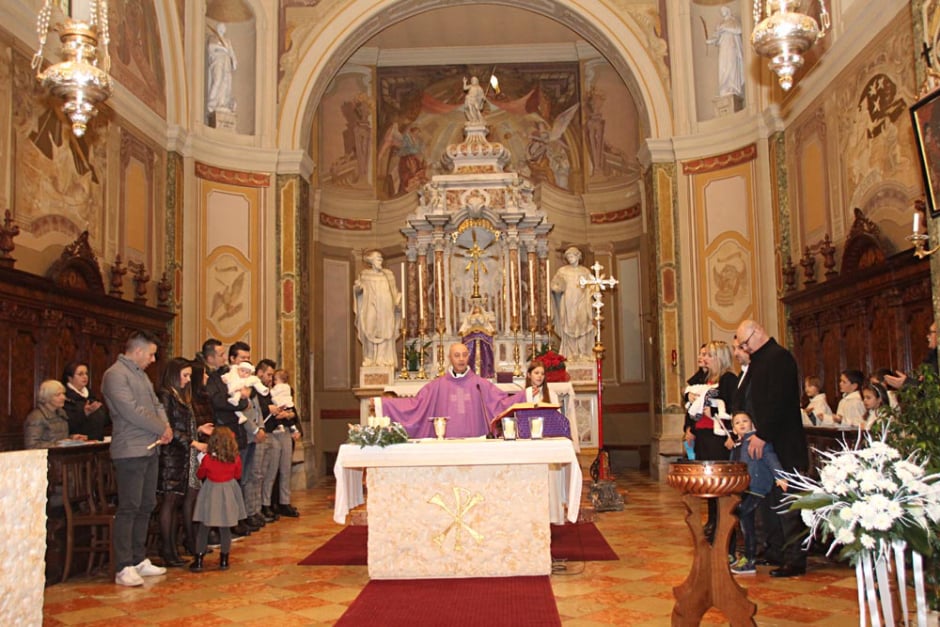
[667,461,756,626]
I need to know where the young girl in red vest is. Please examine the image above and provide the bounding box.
[190,426,246,571]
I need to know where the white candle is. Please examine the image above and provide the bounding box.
[400,263,406,316]
[418,262,424,323]
[528,260,535,312]
[914,210,922,234]
[509,259,516,318]
[545,257,551,317]
[437,257,444,315]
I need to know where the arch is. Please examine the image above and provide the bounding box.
[276,0,672,158]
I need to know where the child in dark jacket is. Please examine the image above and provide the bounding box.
[729,412,787,574]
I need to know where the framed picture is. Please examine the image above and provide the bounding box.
[911,87,940,217]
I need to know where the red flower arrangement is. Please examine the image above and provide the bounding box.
[535,346,569,382]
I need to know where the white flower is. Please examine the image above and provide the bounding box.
[860,534,876,549]
[836,527,856,545]
[801,509,815,527]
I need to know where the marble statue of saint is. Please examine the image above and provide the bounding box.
[551,247,595,361]
[462,76,485,124]
[206,23,238,113]
[354,251,401,367]
[706,6,745,98]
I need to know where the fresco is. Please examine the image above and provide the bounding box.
[372,63,582,199]
[109,0,167,118]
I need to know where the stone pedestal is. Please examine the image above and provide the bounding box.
[359,365,395,388]
[209,109,237,131]
[713,94,743,118]
[367,463,551,579]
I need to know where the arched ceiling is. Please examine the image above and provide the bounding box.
[278,0,672,155]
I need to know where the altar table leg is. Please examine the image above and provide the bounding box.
[672,494,757,626]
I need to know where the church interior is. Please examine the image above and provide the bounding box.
[2,0,940,623]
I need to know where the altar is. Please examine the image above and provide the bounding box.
[352,96,602,448]
[333,438,582,579]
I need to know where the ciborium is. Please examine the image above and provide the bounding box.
[667,460,756,626]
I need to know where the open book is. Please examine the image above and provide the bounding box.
[493,401,561,422]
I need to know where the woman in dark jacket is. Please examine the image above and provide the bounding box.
[157,358,211,566]
[62,361,110,441]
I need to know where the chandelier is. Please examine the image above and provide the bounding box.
[31,0,112,137]
[751,0,830,91]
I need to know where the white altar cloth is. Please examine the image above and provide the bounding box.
[333,438,582,526]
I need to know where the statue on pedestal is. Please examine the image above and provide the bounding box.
[354,251,401,367]
[207,23,238,115]
[551,247,595,361]
[462,76,485,124]
[706,6,745,99]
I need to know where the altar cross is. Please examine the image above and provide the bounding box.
[457,229,488,299]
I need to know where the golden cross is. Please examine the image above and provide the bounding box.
[427,487,485,550]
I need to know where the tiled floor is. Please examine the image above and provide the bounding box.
[43,469,873,626]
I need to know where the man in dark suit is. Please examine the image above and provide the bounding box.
[735,319,808,578]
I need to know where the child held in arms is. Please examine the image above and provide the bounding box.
[221,362,268,424]
[728,411,788,576]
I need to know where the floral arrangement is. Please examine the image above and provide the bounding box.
[534,344,569,382]
[781,429,940,625]
[347,418,409,448]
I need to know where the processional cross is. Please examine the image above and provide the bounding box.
[579,262,622,505]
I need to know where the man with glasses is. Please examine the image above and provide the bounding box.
[734,319,808,577]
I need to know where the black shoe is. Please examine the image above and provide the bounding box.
[755,556,781,566]
[232,523,251,537]
[245,518,262,532]
[277,504,299,518]
[261,506,277,522]
[189,554,204,573]
[770,564,806,578]
[248,513,266,528]
[160,551,185,568]
[219,552,229,570]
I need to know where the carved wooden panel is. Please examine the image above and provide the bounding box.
[784,250,931,401]
[0,266,173,451]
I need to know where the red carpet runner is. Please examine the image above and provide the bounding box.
[334,576,561,626]
[298,522,617,566]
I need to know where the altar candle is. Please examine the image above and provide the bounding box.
[528,261,535,312]
[437,257,444,315]
[545,257,551,317]
[509,259,516,318]
[70,0,93,20]
[400,264,406,314]
[418,262,424,322]
[914,210,922,234]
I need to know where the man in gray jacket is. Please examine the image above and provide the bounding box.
[102,331,172,587]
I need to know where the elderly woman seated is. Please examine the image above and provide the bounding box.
[24,380,88,449]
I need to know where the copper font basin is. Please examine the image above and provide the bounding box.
[666,460,749,497]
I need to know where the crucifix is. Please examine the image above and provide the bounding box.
[922,40,934,68]
[457,229,489,299]
[579,261,623,510]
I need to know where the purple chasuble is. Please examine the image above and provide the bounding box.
[382,369,516,438]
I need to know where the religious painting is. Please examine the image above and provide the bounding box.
[911,87,940,216]
[109,0,166,118]
[582,60,641,189]
[320,70,373,189]
[375,63,581,200]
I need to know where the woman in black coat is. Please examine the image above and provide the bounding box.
[62,361,110,441]
[157,358,211,566]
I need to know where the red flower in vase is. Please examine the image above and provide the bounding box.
[535,348,569,382]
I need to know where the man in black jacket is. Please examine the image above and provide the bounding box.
[735,319,808,578]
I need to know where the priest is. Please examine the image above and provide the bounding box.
[375,343,516,438]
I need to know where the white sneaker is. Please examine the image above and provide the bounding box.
[115,565,144,587]
[135,558,167,577]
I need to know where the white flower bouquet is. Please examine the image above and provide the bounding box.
[781,429,940,626]
[347,419,409,448]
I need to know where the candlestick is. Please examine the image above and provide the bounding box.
[418,262,424,326]
[545,257,551,318]
[437,256,444,315]
[528,261,535,313]
[509,258,516,318]
[400,264,406,314]
[913,210,921,234]
[518,263,524,327]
